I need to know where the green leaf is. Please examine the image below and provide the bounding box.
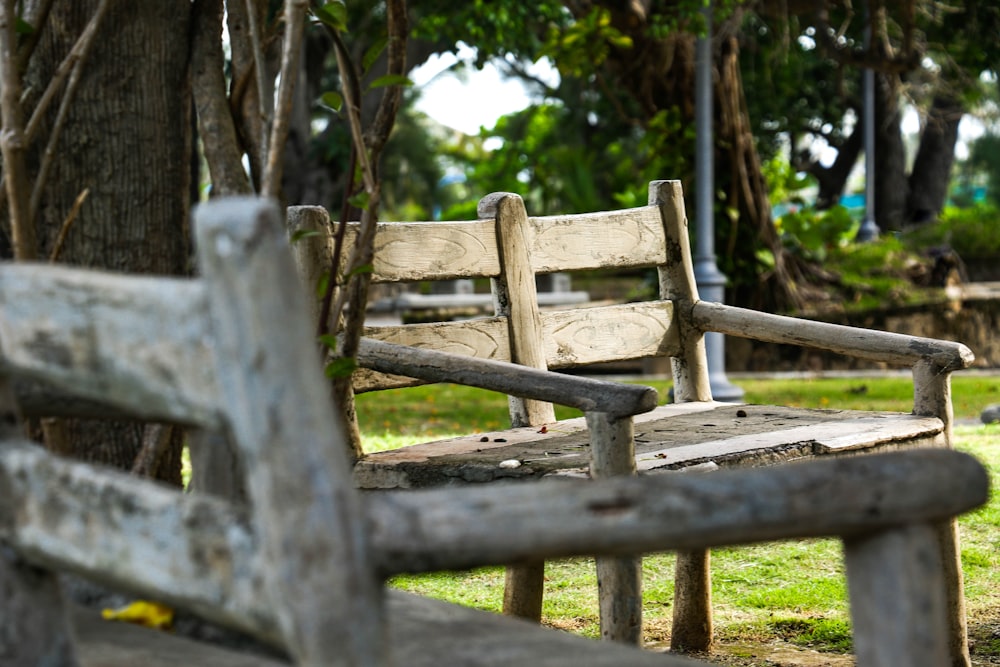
[368,74,412,90]
[15,18,34,35]
[315,271,331,299]
[312,2,347,31]
[348,190,370,210]
[325,356,357,378]
[318,333,339,349]
[320,91,343,112]
[290,229,322,243]
[347,263,373,278]
[362,38,387,74]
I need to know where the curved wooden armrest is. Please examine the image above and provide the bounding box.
[356,338,659,419]
[692,301,974,370]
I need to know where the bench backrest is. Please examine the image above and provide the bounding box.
[288,179,708,428]
[0,198,385,664]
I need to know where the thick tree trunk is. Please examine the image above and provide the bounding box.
[23,0,192,483]
[907,94,963,224]
[805,119,863,210]
[874,71,908,232]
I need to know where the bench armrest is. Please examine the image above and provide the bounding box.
[368,448,988,574]
[356,337,659,419]
[692,301,974,371]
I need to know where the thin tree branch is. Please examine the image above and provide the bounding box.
[27,0,110,226]
[245,0,272,167]
[131,424,174,478]
[48,187,87,263]
[226,0,267,189]
[262,0,308,199]
[192,0,252,196]
[363,0,407,159]
[0,0,36,260]
[15,0,54,74]
[23,0,107,143]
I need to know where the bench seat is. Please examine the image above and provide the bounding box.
[356,403,944,488]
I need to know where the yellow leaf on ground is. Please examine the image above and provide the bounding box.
[101,600,174,630]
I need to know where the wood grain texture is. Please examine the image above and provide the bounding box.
[371,219,500,281]
[0,376,77,667]
[0,439,277,645]
[587,413,642,644]
[650,180,711,403]
[527,206,666,272]
[541,301,681,367]
[357,338,659,419]
[195,198,385,665]
[354,404,945,489]
[353,317,512,392]
[693,300,975,370]
[286,206,335,325]
[0,263,221,427]
[485,192,556,427]
[365,449,988,574]
[845,523,952,667]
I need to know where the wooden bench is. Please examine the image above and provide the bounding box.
[287,180,977,661]
[0,197,988,667]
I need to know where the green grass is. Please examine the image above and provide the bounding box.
[360,373,1000,656]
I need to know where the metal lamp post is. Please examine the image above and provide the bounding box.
[693,2,743,402]
[855,0,880,242]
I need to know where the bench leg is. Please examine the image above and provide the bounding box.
[671,549,712,652]
[586,412,643,644]
[597,555,642,643]
[845,522,953,667]
[0,546,77,666]
[503,561,545,621]
[937,518,972,667]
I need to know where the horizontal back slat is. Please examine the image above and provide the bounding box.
[354,317,512,392]
[368,220,501,282]
[0,264,222,427]
[541,301,680,368]
[528,206,666,273]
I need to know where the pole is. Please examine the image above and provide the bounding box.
[855,0,880,242]
[693,1,743,402]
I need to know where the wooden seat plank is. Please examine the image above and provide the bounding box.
[356,405,944,488]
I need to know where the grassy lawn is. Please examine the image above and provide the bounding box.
[357,373,1000,663]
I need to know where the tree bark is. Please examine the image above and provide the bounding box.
[907,94,964,224]
[874,71,908,232]
[22,0,192,483]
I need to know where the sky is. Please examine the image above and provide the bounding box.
[408,44,986,166]
[409,43,559,136]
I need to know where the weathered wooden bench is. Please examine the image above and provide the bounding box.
[0,197,986,667]
[288,180,978,662]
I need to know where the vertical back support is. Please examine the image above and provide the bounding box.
[195,198,384,666]
[482,192,557,427]
[482,192,558,626]
[650,179,711,403]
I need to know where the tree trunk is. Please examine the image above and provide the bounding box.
[805,118,863,210]
[907,94,964,224]
[22,0,192,483]
[874,71,908,232]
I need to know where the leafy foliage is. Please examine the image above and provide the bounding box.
[902,202,1000,259]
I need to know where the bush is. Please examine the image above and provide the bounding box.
[776,204,858,262]
[902,203,1000,259]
